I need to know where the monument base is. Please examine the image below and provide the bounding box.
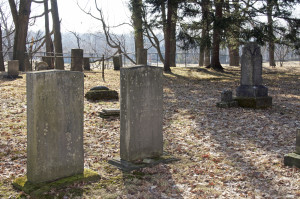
[234,96,272,109]
[108,156,179,172]
[3,75,23,79]
[284,153,300,168]
[236,85,268,98]
[216,101,238,108]
[12,168,100,197]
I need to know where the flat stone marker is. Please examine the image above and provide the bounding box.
[120,65,163,162]
[71,49,83,72]
[99,109,120,119]
[235,42,272,108]
[8,60,19,77]
[284,129,300,168]
[26,70,84,183]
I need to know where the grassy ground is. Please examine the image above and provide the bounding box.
[0,63,299,198]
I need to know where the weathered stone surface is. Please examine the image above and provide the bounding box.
[137,48,147,65]
[8,60,19,76]
[99,109,120,118]
[234,96,272,109]
[221,90,233,102]
[90,86,109,91]
[284,153,300,168]
[35,61,49,71]
[71,49,83,71]
[85,90,118,101]
[235,42,272,108]
[26,70,84,183]
[296,129,300,154]
[120,65,163,162]
[216,101,238,108]
[83,58,90,71]
[113,55,122,70]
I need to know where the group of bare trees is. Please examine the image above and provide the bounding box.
[0,0,63,71]
[1,0,299,72]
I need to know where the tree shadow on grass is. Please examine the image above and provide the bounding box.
[122,164,184,198]
[162,68,299,197]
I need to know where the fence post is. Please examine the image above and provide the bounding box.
[102,54,105,82]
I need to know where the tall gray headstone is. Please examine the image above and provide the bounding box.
[113,55,123,70]
[120,65,163,162]
[71,49,83,71]
[137,48,147,65]
[284,129,300,168]
[235,42,272,108]
[26,70,84,183]
[83,57,90,71]
[236,42,268,97]
[8,60,19,76]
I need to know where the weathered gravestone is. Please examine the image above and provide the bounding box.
[216,90,238,108]
[26,70,84,183]
[284,129,300,168]
[99,109,120,119]
[85,86,118,101]
[7,60,19,77]
[35,61,49,71]
[235,42,272,108]
[83,57,91,71]
[136,48,147,65]
[120,65,163,162]
[113,55,122,70]
[71,49,83,71]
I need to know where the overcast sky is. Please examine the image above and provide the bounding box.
[30,0,131,34]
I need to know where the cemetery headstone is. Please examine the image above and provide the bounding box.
[120,65,163,162]
[216,90,238,108]
[83,57,91,71]
[99,109,120,119]
[7,60,19,77]
[85,86,118,101]
[137,48,147,65]
[284,129,300,168]
[35,61,49,71]
[26,70,84,183]
[113,55,122,70]
[71,49,83,72]
[235,42,272,108]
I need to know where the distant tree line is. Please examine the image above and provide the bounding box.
[0,0,299,72]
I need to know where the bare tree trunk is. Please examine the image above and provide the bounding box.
[267,0,276,67]
[169,3,178,67]
[199,45,204,66]
[44,0,54,68]
[0,22,4,71]
[202,0,211,67]
[9,0,32,71]
[209,0,224,71]
[204,47,210,66]
[51,0,64,69]
[131,0,144,61]
[164,0,173,72]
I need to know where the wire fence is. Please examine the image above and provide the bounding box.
[3,51,300,70]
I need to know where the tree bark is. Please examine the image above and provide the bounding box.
[0,22,4,71]
[267,0,276,67]
[51,0,64,69]
[199,45,204,66]
[131,0,144,62]
[164,0,173,72]
[44,0,54,68]
[8,0,32,71]
[202,0,211,67]
[209,0,224,71]
[169,2,178,67]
